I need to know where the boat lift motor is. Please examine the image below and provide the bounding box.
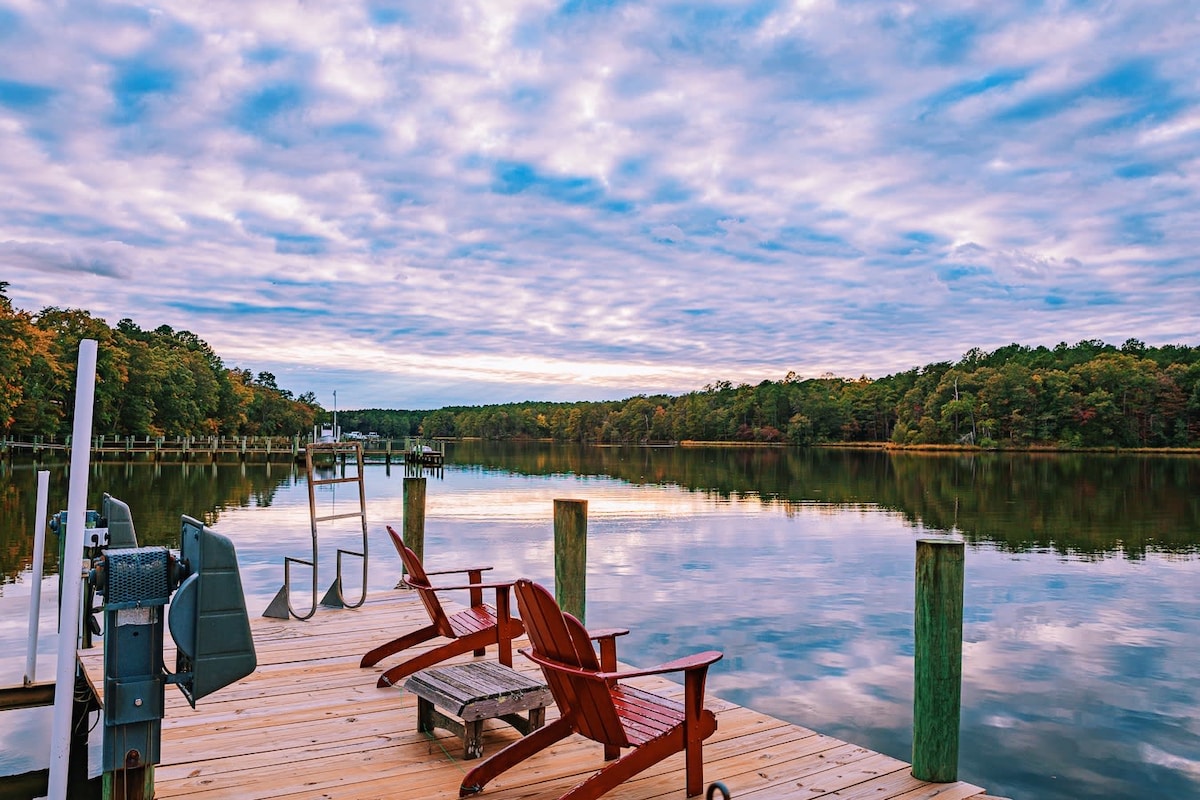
[88,503,256,780]
[48,493,138,549]
[47,493,141,645]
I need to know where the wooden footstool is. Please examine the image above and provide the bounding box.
[404,661,553,759]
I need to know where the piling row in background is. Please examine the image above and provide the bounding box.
[0,435,440,465]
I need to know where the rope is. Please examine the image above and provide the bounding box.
[405,685,470,776]
[422,727,469,776]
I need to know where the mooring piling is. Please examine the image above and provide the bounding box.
[912,537,965,782]
[553,499,588,623]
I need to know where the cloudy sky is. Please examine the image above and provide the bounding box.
[2,1,1198,409]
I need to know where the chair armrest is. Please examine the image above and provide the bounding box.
[520,646,723,681]
[588,627,630,640]
[422,566,494,576]
[598,650,723,681]
[401,576,514,592]
[587,628,630,673]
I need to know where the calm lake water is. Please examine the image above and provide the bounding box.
[1,443,1198,799]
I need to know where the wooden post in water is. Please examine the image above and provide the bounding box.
[912,538,965,783]
[553,499,588,623]
[403,476,426,571]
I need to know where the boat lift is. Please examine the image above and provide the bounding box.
[264,441,369,619]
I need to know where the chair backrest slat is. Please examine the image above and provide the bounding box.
[514,579,630,748]
[386,526,455,638]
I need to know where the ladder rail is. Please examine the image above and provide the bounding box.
[309,442,368,610]
[264,441,369,620]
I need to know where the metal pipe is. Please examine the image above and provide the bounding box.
[23,470,50,685]
[47,339,97,800]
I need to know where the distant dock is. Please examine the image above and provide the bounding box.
[1,435,445,466]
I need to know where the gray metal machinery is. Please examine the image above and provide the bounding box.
[87,499,257,789]
[47,493,138,647]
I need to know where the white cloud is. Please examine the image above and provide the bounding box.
[0,1,1197,406]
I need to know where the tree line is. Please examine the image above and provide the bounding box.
[0,284,319,438]
[338,340,1200,449]
[4,284,1198,448]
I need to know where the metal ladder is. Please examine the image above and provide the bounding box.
[264,441,369,619]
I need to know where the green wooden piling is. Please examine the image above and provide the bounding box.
[553,499,588,623]
[403,476,426,571]
[912,538,965,782]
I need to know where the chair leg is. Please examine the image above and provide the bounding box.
[459,718,574,797]
[496,619,524,667]
[559,732,683,800]
[685,710,718,796]
[377,630,498,687]
[360,624,438,667]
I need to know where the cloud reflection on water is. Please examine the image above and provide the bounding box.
[1,463,1199,800]
[150,465,1200,800]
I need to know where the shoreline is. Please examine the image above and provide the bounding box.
[678,439,1200,454]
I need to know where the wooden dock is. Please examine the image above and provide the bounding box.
[2,435,444,465]
[79,590,993,800]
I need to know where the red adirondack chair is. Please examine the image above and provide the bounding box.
[459,578,723,800]
[360,526,525,688]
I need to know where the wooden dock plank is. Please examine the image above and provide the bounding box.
[80,589,989,800]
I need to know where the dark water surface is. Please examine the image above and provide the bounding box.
[1,444,1198,799]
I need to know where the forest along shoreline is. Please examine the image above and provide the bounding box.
[3,288,1198,452]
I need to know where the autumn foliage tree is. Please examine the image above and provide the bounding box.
[0,287,319,438]
[4,285,1197,449]
[364,340,1200,449]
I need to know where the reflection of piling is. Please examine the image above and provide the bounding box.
[553,499,587,623]
[912,538,964,782]
[403,477,426,572]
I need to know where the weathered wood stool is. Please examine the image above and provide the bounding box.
[403,661,553,759]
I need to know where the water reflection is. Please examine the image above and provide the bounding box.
[0,446,1198,800]
[451,442,1200,557]
[0,459,299,584]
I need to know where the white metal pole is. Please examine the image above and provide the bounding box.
[46,339,97,800]
[23,469,51,686]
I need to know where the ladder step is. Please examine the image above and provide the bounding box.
[310,476,362,486]
[313,512,366,523]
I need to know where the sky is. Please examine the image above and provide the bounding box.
[1,1,1198,410]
